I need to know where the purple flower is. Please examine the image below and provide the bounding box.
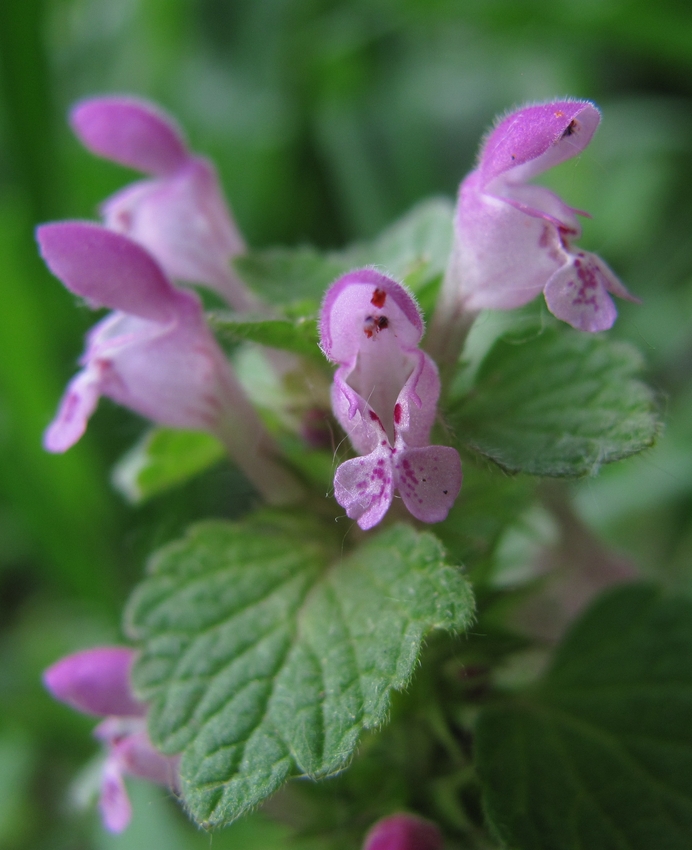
[320,269,461,530]
[362,813,443,850]
[70,96,254,311]
[444,100,637,332]
[43,647,179,833]
[38,222,302,504]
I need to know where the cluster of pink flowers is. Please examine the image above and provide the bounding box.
[40,94,631,531]
[41,94,633,835]
[41,97,300,505]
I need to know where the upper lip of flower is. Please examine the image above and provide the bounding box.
[478,100,602,186]
[320,268,424,363]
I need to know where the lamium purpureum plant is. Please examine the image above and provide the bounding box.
[40,96,691,850]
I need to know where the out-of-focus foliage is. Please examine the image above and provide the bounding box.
[477,584,692,850]
[1,0,692,847]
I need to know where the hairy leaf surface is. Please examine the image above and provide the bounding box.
[208,313,321,359]
[126,515,473,826]
[449,327,659,476]
[234,198,453,311]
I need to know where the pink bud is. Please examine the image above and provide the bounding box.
[43,647,145,718]
[363,814,443,850]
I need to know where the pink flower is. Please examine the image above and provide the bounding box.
[320,269,461,530]
[38,222,302,504]
[362,813,443,850]
[43,647,179,833]
[443,100,637,332]
[70,96,254,310]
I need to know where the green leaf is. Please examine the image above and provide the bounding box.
[112,428,225,504]
[476,584,692,850]
[347,196,453,291]
[208,312,321,359]
[449,327,660,476]
[125,514,474,827]
[234,198,453,311]
[233,248,344,310]
[434,461,536,578]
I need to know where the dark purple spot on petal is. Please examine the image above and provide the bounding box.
[371,288,387,308]
[572,258,601,309]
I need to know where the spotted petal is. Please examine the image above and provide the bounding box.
[334,447,394,530]
[395,446,462,524]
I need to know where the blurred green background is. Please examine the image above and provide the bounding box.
[1,0,692,847]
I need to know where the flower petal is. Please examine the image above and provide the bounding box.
[491,182,582,234]
[36,222,187,321]
[102,160,249,308]
[99,759,132,833]
[43,365,103,453]
[394,352,440,449]
[544,252,620,332]
[334,447,394,530]
[454,175,561,311]
[94,313,228,432]
[331,370,386,456]
[395,446,462,524]
[479,100,600,186]
[43,647,145,718]
[71,97,189,177]
[115,730,180,790]
[320,269,423,364]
